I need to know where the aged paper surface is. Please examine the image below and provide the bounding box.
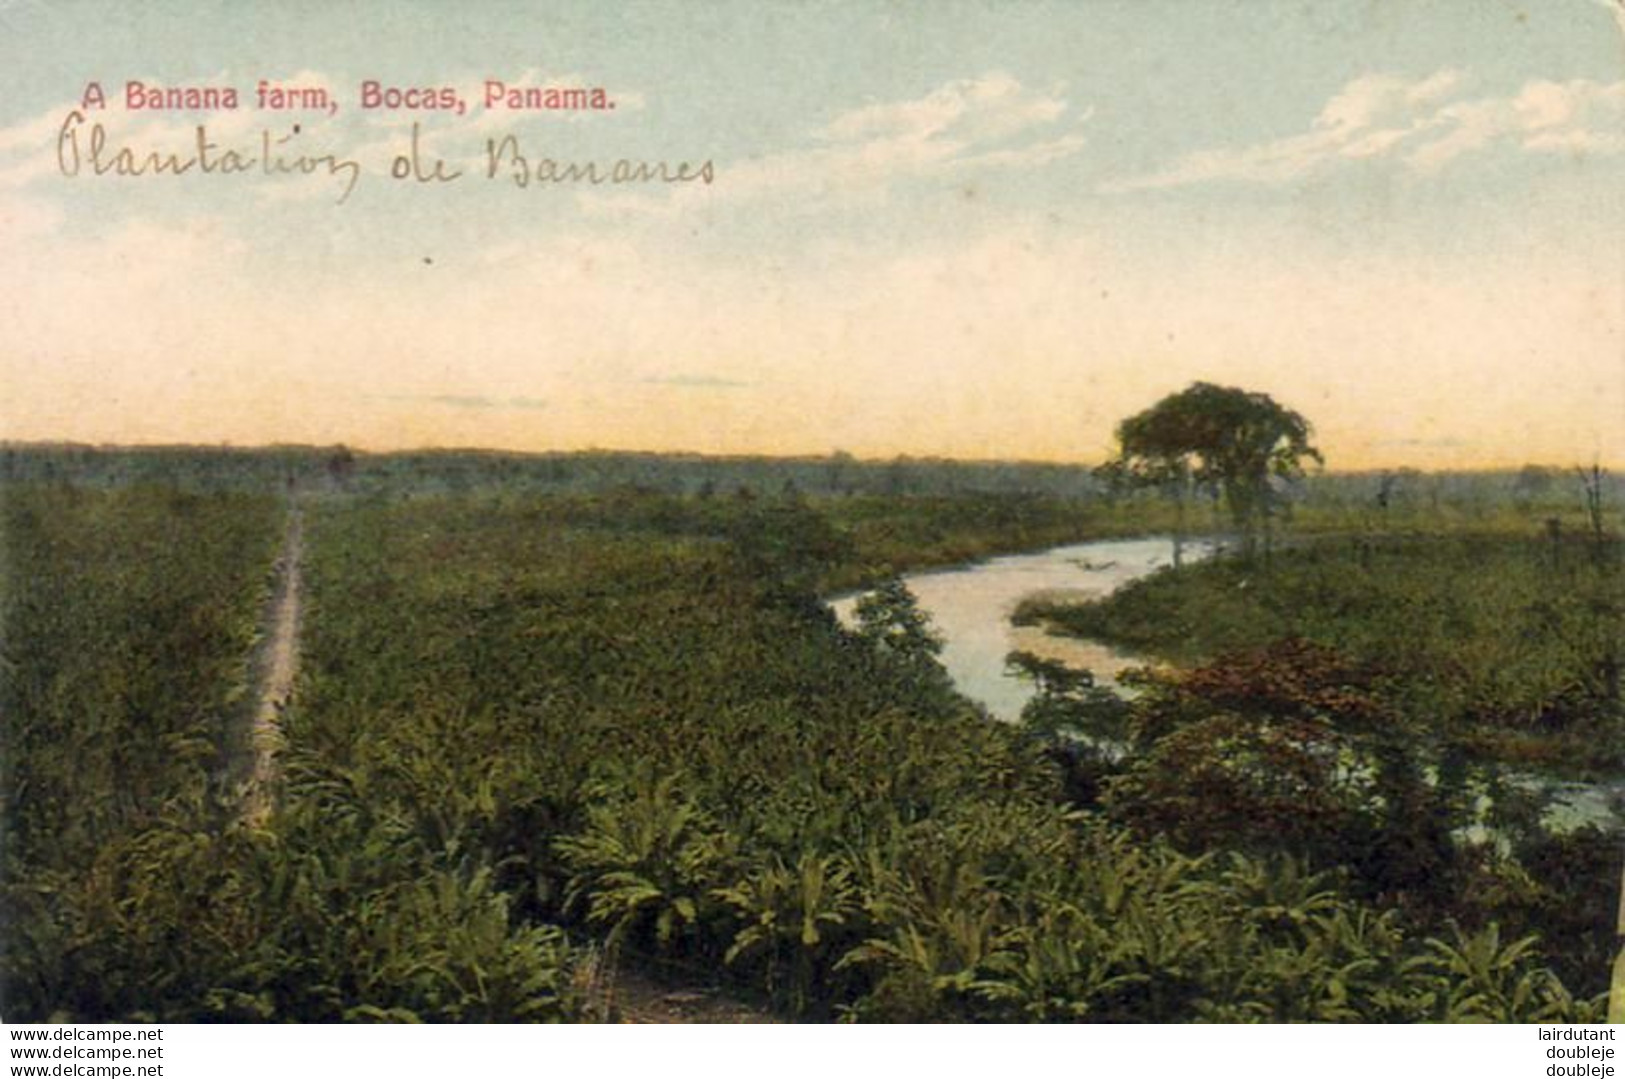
[1,0,1623,1040]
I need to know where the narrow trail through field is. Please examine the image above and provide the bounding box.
[235,502,304,826]
[600,967,778,1024]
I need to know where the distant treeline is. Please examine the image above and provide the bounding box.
[2,443,1618,510]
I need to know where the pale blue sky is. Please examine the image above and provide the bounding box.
[1,1,1621,465]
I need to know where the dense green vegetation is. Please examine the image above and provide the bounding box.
[815,494,1182,590]
[2,485,586,1022]
[7,443,1617,518]
[277,493,1608,1020]
[1,447,1616,1022]
[1,485,281,1017]
[1017,636,1620,994]
[0,444,1108,500]
[1017,533,1623,774]
[1008,526,1622,1001]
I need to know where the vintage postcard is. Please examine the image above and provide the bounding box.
[1,0,1622,1042]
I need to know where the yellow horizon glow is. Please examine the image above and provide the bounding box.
[3,215,1618,474]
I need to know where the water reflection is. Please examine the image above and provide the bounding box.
[830,536,1212,723]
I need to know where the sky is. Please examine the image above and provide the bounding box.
[0,0,1621,469]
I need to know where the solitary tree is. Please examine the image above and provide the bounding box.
[1101,382,1322,558]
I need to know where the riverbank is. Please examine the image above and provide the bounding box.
[831,530,1623,835]
[830,536,1212,722]
[1013,532,1624,779]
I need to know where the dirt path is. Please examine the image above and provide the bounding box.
[233,504,303,825]
[591,967,779,1024]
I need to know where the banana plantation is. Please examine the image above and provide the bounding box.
[1,451,1618,1022]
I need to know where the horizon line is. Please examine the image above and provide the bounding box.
[3,439,1620,477]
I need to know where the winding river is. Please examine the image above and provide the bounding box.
[829,535,1623,833]
[830,536,1212,722]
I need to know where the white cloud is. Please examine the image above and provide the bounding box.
[1105,71,1625,192]
[1317,69,1464,133]
[583,72,1090,218]
[823,72,1066,145]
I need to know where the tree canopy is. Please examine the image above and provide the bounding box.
[1102,382,1322,539]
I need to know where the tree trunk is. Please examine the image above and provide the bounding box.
[1173,483,1186,570]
